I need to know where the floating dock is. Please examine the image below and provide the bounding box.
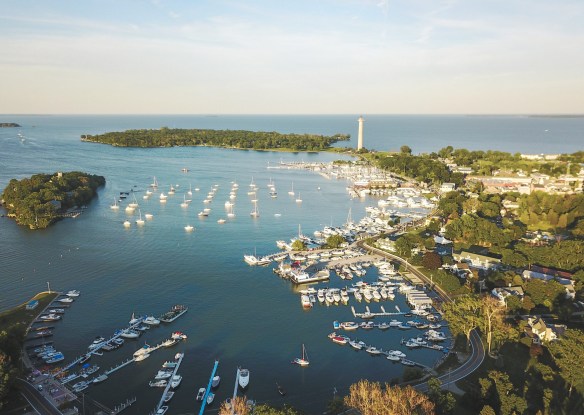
[351,305,405,319]
[155,352,184,412]
[198,360,219,415]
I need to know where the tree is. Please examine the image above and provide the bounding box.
[344,380,435,415]
[325,234,346,249]
[0,350,15,411]
[487,371,527,415]
[481,296,507,354]
[400,145,413,155]
[291,239,306,251]
[219,396,249,415]
[427,378,456,415]
[547,328,584,396]
[479,405,496,415]
[442,295,481,350]
[422,252,442,270]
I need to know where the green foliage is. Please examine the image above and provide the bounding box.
[516,191,584,232]
[324,234,346,249]
[326,397,347,415]
[486,370,528,415]
[524,279,567,310]
[427,377,456,415]
[0,350,15,411]
[439,191,468,218]
[291,239,307,251]
[442,295,481,349]
[548,329,584,396]
[375,152,463,185]
[422,251,443,270]
[402,367,424,382]
[445,214,512,248]
[479,405,496,415]
[400,145,412,154]
[1,172,105,229]
[82,128,349,151]
[426,269,464,294]
[254,404,302,415]
[516,240,584,272]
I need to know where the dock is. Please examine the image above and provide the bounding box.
[351,306,405,319]
[155,352,184,412]
[198,360,220,415]
[104,358,134,376]
[231,367,240,413]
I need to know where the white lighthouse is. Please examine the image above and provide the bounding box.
[357,115,364,150]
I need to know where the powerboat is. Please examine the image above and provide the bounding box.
[120,329,140,339]
[134,353,149,362]
[212,375,220,388]
[196,387,206,401]
[207,392,215,405]
[156,406,168,415]
[143,316,160,326]
[92,374,108,383]
[66,290,80,297]
[149,380,168,387]
[170,375,182,389]
[163,391,174,402]
[238,368,250,389]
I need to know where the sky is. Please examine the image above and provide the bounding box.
[1,0,583,114]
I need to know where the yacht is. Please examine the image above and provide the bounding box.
[149,380,167,387]
[66,290,80,297]
[184,225,194,232]
[120,329,140,339]
[238,368,250,389]
[145,213,154,219]
[92,374,108,383]
[143,316,160,325]
[110,198,119,210]
[207,392,215,405]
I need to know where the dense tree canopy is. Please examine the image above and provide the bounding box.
[82,127,350,151]
[2,172,105,229]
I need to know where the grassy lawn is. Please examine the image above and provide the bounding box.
[0,291,59,332]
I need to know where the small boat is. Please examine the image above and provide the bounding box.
[66,290,80,297]
[217,218,226,224]
[207,392,215,405]
[150,379,168,388]
[92,374,108,383]
[184,224,194,232]
[170,374,182,389]
[46,353,65,363]
[120,329,140,339]
[276,382,286,396]
[198,211,209,217]
[295,193,302,203]
[143,316,160,325]
[133,344,152,357]
[292,344,310,366]
[123,220,131,228]
[110,198,120,210]
[349,340,364,350]
[366,346,382,355]
[196,387,206,401]
[386,353,401,362]
[164,391,174,402]
[155,371,173,380]
[171,331,188,340]
[145,213,154,219]
[238,368,250,389]
[156,406,169,415]
[162,338,179,347]
[135,210,145,226]
[58,297,74,303]
[89,337,106,350]
[72,381,89,392]
[212,375,220,388]
[162,361,178,368]
[134,353,150,362]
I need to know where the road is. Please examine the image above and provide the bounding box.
[359,240,486,392]
[17,378,63,415]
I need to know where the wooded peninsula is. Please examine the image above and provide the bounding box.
[1,172,105,229]
[81,127,350,151]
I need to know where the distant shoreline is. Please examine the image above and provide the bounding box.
[0,122,21,127]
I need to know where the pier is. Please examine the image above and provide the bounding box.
[231,367,240,412]
[351,305,405,319]
[155,352,184,412]
[113,397,137,414]
[198,359,220,415]
[104,358,134,376]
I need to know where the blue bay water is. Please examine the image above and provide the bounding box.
[0,115,582,414]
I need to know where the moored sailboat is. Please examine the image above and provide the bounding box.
[292,344,310,366]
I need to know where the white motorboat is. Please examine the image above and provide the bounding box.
[300,294,312,308]
[134,353,150,362]
[162,338,179,347]
[217,218,226,224]
[292,344,310,366]
[207,392,215,405]
[386,353,401,361]
[143,316,160,325]
[238,368,250,389]
[66,290,80,297]
[123,220,131,228]
[145,213,153,219]
[58,297,74,303]
[196,387,206,401]
[170,375,182,389]
[164,391,174,402]
[198,211,208,217]
[89,337,105,350]
[211,375,220,388]
[92,374,108,383]
[120,329,140,339]
[156,406,169,414]
[72,381,89,392]
[133,344,152,357]
[155,371,172,380]
[185,224,194,232]
[149,380,167,387]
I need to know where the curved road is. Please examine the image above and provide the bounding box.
[359,240,486,392]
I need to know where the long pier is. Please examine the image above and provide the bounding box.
[155,352,184,412]
[351,305,405,319]
[105,358,134,376]
[198,360,219,415]
[231,367,240,414]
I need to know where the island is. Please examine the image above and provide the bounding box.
[0,123,21,127]
[81,127,350,151]
[1,172,105,229]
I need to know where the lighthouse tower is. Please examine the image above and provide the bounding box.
[357,116,364,150]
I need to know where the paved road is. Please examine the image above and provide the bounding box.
[359,240,486,392]
[17,378,63,415]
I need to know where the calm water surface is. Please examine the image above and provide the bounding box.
[1,115,581,414]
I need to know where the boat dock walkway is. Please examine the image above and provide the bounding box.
[198,360,219,415]
[104,358,134,376]
[155,352,184,412]
[231,368,240,407]
[351,306,406,319]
